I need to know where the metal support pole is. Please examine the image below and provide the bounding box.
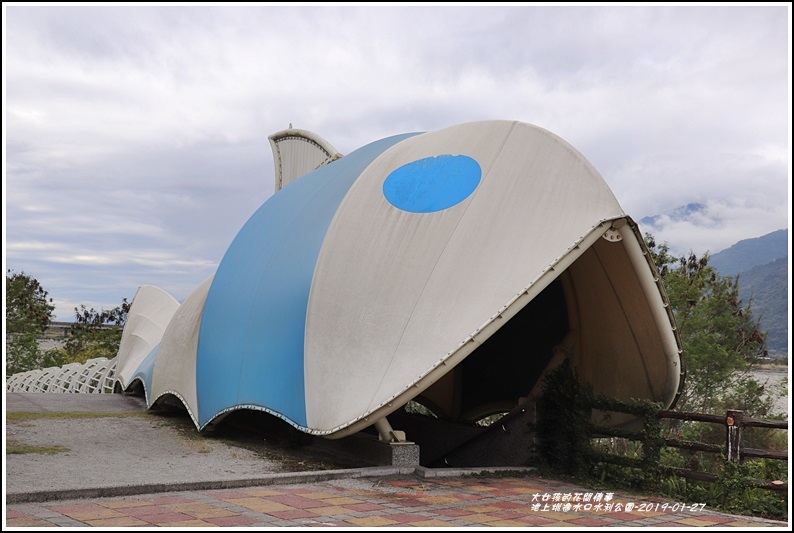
[373,417,408,443]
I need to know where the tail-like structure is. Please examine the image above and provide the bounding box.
[269,127,341,191]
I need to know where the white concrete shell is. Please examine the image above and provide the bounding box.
[149,276,214,427]
[115,285,180,390]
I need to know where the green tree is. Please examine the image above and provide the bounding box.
[6,270,54,335]
[59,299,131,364]
[645,234,788,468]
[5,270,59,376]
[644,235,774,416]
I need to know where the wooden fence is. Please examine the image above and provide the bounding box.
[589,405,788,493]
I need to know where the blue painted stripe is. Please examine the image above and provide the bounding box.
[195,133,419,428]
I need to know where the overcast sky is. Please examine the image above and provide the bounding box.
[3,3,791,321]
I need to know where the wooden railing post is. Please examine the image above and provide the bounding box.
[726,410,744,463]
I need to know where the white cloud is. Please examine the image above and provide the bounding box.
[3,4,790,320]
[640,199,789,256]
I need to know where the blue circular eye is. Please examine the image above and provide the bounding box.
[383,155,481,213]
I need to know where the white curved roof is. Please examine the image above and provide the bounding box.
[305,120,638,433]
[11,120,682,441]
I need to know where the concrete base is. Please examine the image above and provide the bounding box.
[311,432,420,467]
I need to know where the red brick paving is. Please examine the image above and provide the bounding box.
[568,516,617,526]
[269,508,320,520]
[5,474,788,528]
[204,515,260,526]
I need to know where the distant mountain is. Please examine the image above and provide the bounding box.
[709,229,788,276]
[640,202,706,227]
[640,206,788,356]
[733,257,788,357]
[709,229,789,357]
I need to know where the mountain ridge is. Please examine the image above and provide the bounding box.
[708,229,788,276]
[708,229,788,357]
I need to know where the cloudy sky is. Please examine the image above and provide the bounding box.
[3,4,791,321]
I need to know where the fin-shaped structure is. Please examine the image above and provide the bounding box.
[268,127,341,191]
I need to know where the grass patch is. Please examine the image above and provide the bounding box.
[464,469,537,479]
[6,438,69,455]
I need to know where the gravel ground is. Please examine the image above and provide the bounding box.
[4,393,358,496]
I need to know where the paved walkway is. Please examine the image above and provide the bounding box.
[6,470,789,528]
[4,393,789,528]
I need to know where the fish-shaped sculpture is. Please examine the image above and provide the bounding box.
[12,120,685,441]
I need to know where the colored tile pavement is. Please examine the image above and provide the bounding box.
[6,474,789,528]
